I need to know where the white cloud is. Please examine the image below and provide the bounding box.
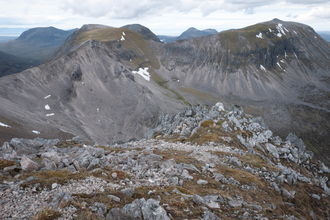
[0,0,329,33]
[59,0,330,19]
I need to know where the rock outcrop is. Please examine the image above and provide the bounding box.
[0,102,329,219]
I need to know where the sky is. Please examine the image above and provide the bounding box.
[0,0,330,36]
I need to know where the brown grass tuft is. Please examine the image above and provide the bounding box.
[0,159,15,169]
[33,207,62,220]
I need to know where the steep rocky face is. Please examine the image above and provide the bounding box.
[155,19,330,165]
[0,36,184,144]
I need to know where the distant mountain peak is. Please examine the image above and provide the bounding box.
[121,24,161,42]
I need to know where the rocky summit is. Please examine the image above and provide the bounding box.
[1,102,330,219]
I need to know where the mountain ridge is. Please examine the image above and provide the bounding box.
[0,26,77,66]
[0,19,330,167]
[157,27,218,43]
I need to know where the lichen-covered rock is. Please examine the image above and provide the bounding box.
[141,198,170,220]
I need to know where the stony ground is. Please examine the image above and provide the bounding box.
[1,103,330,220]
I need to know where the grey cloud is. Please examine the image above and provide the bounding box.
[59,0,330,19]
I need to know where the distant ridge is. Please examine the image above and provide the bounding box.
[121,24,161,42]
[158,27,218,43]
[0,50,31,77]
[0,27,77,66]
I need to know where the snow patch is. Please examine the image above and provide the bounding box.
[285,52,287,58]
[46,113,55,117]
[280,59,284,63]
[44,95,51,99]
[97,108,99,112]
[32,130,40,134]
[132,67,150,81]
[122,32,125,36]
[315,36,317,39]
[294,52,298,59]
[260,65,266,71]
[256,32,263,39]
[277,62,283,70]
[45,104,50,110]
[268,28,273,32]
[121,35,125,41]
[293,30,297,34]
[82,82,84,84]
[0,122,11,128]
[276,23,287,38]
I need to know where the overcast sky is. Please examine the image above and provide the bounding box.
[0,0,330,35]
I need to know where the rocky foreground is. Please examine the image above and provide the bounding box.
[0,103,330,219]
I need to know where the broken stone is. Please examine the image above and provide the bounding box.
[197,179,208,185]
[20,155,40,171]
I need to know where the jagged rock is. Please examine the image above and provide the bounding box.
[49,192,70,208]
[228,177,240,186]
[108,195,121,202]
[265,143,279,158]
[87,146,105,158]
[20,155,40,171]
[228,157,242,168]
[245,166,253,174]
[207,202,220,209]
[297,175,310,183]
[222,121,231,132]
[10,138,59,155]
[87,158,101,170]
[282,188,295,199]
[43,158,57,170]
[270,182,281,194]
[141,198,170,220]
[72,136,84,145]
[202,210,220,220]
[121,187,135,198]
[73,159,80,171]
[1,142,13,153]
[76,150,94,169]
[106,207,124,220]
[228,199,242,208]
[320,163,330,173]
[286,133,305,152]
[90,202,107,217]
[255,130,272,143]
[122,198,143,219]
[181,169,194,180]
[41,150,60,164]
[213,173,228,184]
[193,194,205,205]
